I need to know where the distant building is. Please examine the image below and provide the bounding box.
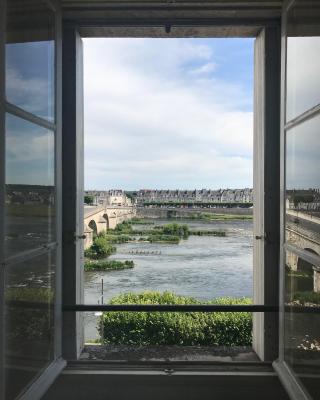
[84,189,132,206]
[136,188,253,204]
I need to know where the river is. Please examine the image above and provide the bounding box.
[84,218,253,340]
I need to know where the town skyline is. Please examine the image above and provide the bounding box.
[85,188,254,205]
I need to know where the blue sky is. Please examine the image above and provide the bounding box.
[84,38,254,190]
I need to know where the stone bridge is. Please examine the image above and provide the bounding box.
[84,205,136,249]
[286,210,320,293]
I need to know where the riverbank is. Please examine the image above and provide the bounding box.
[137,207,253,220]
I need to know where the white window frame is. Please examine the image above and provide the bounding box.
[61,21,281,363]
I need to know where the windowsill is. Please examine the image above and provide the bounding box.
[79,344,259,363]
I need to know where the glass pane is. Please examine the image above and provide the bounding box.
[285,115,320,250]
[5,250,56,400]
[286,0,320,121]
[6,0,55,121]
[284,250,320,397]
[5,113,55,257]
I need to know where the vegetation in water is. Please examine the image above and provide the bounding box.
[105,222,226,244]
[113,221,134,234]
[85,236,116,259]
[161,223,189,238]
[99,291,252,346]
[98,232,132,244]
[85,260,134,271]
[179,212,252,221]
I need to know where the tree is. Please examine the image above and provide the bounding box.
[84,195,94,205]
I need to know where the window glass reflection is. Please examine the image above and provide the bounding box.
[5,113,55,257]
[5,251,55,400]
[284,250,320,396]
[286,1,320,121]
[6,0,55,121]
[285,115,320,250]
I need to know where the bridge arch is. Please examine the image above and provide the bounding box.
[103,214,110,229]
[297,248,319,292]
[88,219,98,236]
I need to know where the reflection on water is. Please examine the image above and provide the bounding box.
[84,219,253,339]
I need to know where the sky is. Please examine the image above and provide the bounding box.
[83,38,255,191]
[3,36,320,191]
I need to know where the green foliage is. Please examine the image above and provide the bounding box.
[124,191,136,201]
[99,232,131,244]
[184,213,252,221]
[84,195,94,205]
[85,260,134,271]
[293,291,320,305]
[99,292,252,346]
[113,221,133,234]
[162,223,189,238]
[85,236,116,259]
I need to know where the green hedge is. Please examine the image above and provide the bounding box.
[99,292,252,346]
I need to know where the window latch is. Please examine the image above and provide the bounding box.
[74,234,87,240]
[164,368,175,375]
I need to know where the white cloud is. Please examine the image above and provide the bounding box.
[83,38,253,190]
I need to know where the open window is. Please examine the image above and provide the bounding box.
[274,1,320,399]
[61,23,281,364]
[3,2,319,400]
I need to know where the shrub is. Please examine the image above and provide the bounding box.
[85,236,116,259]
[84,195,94,205]
[114,221,133,233]
[99,292,252,346]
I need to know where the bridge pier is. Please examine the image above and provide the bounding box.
[314,266,320,293]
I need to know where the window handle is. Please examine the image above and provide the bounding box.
[74,234,87,240]
[255,235,264,240]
